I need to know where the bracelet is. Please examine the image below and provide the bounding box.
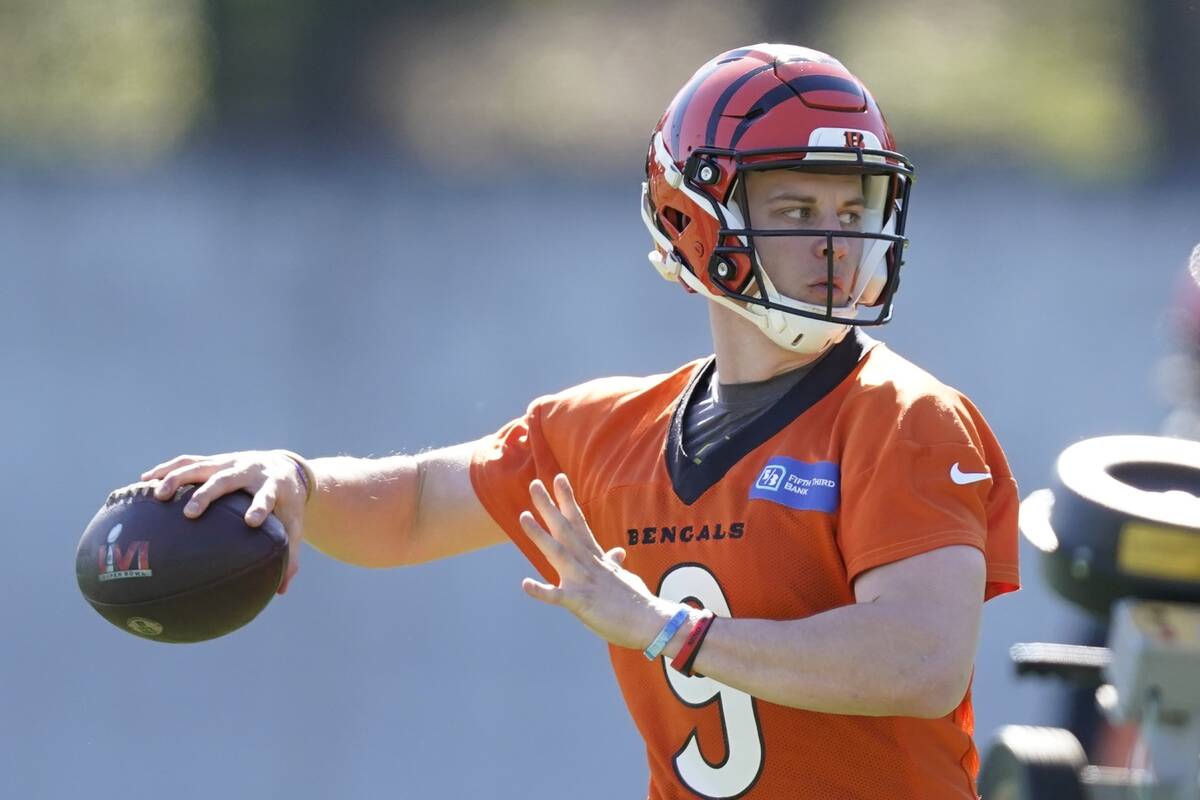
[277,450,315,503]
[643,608,690,661]
[670,610,716,677]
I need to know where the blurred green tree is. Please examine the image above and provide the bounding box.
[200,0,500,139]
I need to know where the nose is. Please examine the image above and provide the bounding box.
[810,231,850,263]
[806,205,851,263]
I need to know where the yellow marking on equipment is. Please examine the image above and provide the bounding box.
[1118,522,1200,582]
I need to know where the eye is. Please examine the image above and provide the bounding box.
[781,206,814,222]
[838,209,862,226]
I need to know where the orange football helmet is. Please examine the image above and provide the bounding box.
[641,44,915,354]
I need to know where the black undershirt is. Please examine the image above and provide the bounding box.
[681,356,826,465]
[667,330,871,505]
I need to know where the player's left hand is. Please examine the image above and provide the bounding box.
[519,474,678,651]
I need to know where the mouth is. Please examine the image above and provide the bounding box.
[805,280,851,307]
[809,280,847,295]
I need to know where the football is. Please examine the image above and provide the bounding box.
[75,481,288,643]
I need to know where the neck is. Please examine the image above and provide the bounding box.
[707,301,828,384]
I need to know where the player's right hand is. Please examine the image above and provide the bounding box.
[140,450,308,595]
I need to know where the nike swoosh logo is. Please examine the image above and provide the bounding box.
[950,463,991,485]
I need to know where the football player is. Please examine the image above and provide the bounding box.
[144,44,1019,799]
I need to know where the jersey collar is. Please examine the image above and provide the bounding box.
[665,328,875,505]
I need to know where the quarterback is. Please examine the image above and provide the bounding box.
[144,44,1019,799]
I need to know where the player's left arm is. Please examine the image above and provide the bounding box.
[660,544,986,718]
[520,473,986,719]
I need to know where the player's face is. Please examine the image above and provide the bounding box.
[743,170,866,307]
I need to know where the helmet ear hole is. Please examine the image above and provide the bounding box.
[661,207,691,237]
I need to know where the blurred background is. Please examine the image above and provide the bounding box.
[3,0,1199,797]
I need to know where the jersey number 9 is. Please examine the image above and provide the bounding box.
[659,564,764,798]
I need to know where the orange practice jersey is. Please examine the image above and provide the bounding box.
[470,331,1020,800]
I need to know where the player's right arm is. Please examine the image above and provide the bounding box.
[141,440,507,593]
[301,441,508,566]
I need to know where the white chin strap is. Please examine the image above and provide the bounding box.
[677,265,851,355]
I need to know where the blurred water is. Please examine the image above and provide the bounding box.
[3,154,1197,798]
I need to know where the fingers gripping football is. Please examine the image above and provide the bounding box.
[140,450,308,594]
[246,483,278,526]
[142,453,235,501]
[140,453,207,479]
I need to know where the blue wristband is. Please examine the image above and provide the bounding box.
[643,609,690,661]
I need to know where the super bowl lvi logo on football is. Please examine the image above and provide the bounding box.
[97,523,152,581]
